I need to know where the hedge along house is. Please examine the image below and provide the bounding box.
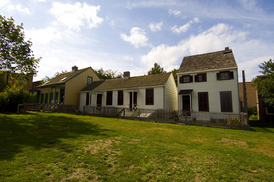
[37,66,100,106]
[177,47,240,121]
[79,71,178,114]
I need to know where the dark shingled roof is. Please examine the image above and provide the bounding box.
[38,67,91,87]
[81,72,171,92]
[178,49,237,73]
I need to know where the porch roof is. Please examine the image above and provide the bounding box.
[178,89,193,95]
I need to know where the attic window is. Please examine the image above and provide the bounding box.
[60,77,67,81]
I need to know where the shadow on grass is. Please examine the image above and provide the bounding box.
[0,112,113,161]
[249,120,274,133]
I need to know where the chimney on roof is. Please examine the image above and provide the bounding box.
[72,65,78,72]
[223,47,232,54]
[124,71,130,79]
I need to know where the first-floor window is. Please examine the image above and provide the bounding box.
[106,91,113,105]
[117,90,123,105]
[220,91,233,112]
[146,88,154,105]
[198,92,209,111]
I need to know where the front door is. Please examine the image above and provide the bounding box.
[182,95,191,116]
[97,94,102,107]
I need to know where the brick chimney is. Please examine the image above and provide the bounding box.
[223,47,232,54]
[72,65,78,72]
[124,71,130,79]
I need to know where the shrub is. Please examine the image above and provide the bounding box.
[0,89,36,113]
[227,118,242,125]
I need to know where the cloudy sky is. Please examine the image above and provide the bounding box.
[1,0,274,81]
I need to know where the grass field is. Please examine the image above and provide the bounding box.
[0,112,274,181]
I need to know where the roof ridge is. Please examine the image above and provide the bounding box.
[183,49,231,58]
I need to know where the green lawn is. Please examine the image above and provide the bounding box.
[0,112,274,181]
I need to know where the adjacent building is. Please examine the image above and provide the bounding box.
[37,66,100,105]
[177,47,240,120]
[79,72,178,112]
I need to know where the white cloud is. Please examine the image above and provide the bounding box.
[124,56,134,61]
[0,0,9,8]
[149,22,163,32]
[168,9,181,15]
[4,3,30,14]
[142,23,249,72]
[171,17,200,34]
[50,2,103,30]
[25,27,62,45]
[121,27,148,48]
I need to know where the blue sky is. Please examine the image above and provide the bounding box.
[1,0,274,81]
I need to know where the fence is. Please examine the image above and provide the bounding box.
[83,106,249,128]
[17,103,79,114]
[177,111,248,127]
[83,106,177,122]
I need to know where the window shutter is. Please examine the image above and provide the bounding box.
[146,88,154,105]
[190,75,193,82]
[203,73,207,82]
[230,71,234,79]
[217,72,220,80]
[179,76,183,83]
[220,91,232,112]
[106,91,113,105]
[195,75,198,82]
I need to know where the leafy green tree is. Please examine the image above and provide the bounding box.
[95,68,122,80]
[253,59,274,107]
[148,63,165,75]
[172,69,178,86]
[0,15,41,87]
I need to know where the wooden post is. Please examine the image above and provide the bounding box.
[242,70,249,125]
[184,111,187,124]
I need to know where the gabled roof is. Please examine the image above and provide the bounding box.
[81,72,171,92]
[38,67,91,87]
[178,49,237,73]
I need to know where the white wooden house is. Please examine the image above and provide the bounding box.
[177,47,240,121]
[79,72,177,113]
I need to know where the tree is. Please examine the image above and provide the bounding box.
[94,68,122,80]
[253,59,274,107]
[172,69,178,86]
[148,63,165,75]
[0,15,41,87]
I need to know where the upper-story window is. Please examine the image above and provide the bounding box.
[179,75,193,84]
[217,71,234,80]
[195,73,207,82]
[87,76,93,85]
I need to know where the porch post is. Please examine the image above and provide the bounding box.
[54,87,57,104]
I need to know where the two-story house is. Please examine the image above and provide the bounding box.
[177,47,240,121]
